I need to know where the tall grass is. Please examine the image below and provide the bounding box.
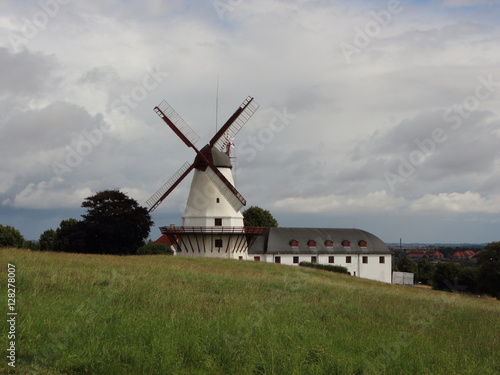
[1,248,499,374]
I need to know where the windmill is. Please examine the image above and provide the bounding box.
[147,96,264,258]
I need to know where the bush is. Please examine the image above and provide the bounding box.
[39,229,57,251]
[136,242,174,255]
[299,262,349,274]
[23,240,39,251]
[432,262,462,292]
[0,225,24,248]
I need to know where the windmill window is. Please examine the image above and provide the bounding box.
[214,218,222,226]
[216,198,220,203]
[215,239,223,248]
[307,240,316,247]
[290,240,299,247]
[342,240,350,247]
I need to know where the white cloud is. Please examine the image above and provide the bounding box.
[2,0,500,242]
[4,181,92,209]
[274,190,407,214]
[410,191,500,214]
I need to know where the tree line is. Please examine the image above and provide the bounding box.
[395,245,499,299]
[1,192,279,256]
[1,190,171,255]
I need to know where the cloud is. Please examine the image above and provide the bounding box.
[410,191,500,214]
[3,181,92,209]
[2,0,500,242]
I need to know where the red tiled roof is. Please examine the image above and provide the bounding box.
[154,234,176,246]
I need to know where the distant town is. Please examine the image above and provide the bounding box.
[389,243,485,265]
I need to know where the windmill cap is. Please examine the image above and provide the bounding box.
[210,147,232,168]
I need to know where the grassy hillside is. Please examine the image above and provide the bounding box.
[1,248,499,375]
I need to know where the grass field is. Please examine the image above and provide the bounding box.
[1,248,499,375]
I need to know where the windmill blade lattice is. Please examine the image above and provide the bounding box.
[154,100,200,146]
[212,96,259,151]
[146,162,193,212]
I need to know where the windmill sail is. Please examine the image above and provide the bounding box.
[211,96,259,151]
[155,100,201,147]
[146,161,193,212]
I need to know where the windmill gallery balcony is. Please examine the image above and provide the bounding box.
[159,226,266,254]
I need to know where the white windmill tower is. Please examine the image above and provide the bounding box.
[146,96,264,259]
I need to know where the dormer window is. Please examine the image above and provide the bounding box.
[325,240,334,247]
[307,240,316,247]
[342,240,350,247]
[358,240,367,247]
[290,240,299,247]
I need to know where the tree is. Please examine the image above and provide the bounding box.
[53,218,87,253]
[81,189,153,255]
[242,206,278,227]
[416,258,435,285]
[475,242,500,298]
[39,229,57,251]
[0,225,24,248]
[432,262,461,292]
[396,256,417,274]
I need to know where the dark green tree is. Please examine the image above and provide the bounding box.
[475,242,500,298]
[416,258,435,285]
[432,262,462,292]
[39,229,57,251]
[396,256,417,274]
[81,189,153,255]
[242,206,278,227]
[53,218,86,253]
[137,242,174,255]
[0,225,24,248]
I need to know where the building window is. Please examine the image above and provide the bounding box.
[307,240,316,247]
[325,240,334,247]
[290,240,299,247]
[342,240,350,247]
[216,198,220,203]
[215,239,223,248]
[346,256,352,263]
[379,256,385,264]
[275,256,281,264]
[311,256,317,263]
[238,256,243,260]
[293,256,299,264]
[254,256,260,261]
[359,240,367,247]
[328,256,334,263]
[363,256,368,264]
[214,218,222,226]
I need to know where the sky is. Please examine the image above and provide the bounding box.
[2,0,500,244]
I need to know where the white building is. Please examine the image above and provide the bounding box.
[248,227,392,283]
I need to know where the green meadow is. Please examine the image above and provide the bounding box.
[0,248,499,375]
